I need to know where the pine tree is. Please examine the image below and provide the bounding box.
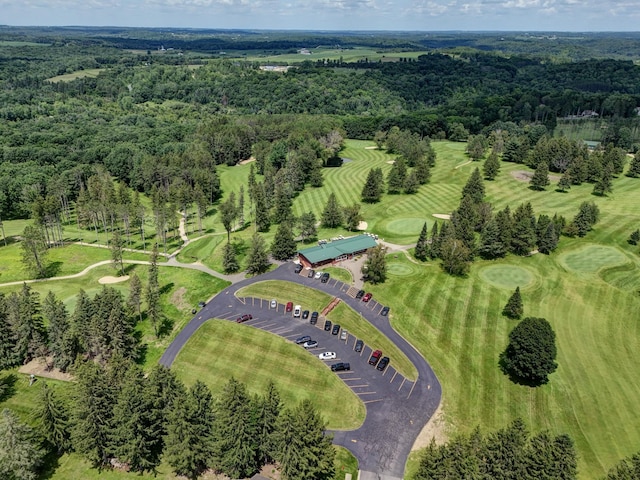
[414,222,429,261]
[272,183,293,225]
[146,244,160,338]
[246,233,270,275]
[628,229,640,245]
[21,223,49,278]
[572,202,600,237]
[298,211,317,242]
[483,150,501,180]
[592,161,614,196]
[34,382,70,453]
[461,167,485,203]
[478,218,507,259]
[321,193,343,228]
[362,245,387,284]
[165,381,215,479]
[220,192,237,242]
[43,291,74,372]
[386,158,407,194]
[253,184,271,232]
[414,156,431,184]
[222,242,239,273]
[451,195,478,251]
[213,378,259,478]
[361,168,383,203]
[343,203,363,231]
[429,221,440,259]
[110,229,125,276]
[511,203,537,256]
[6,284,47,365]
[530,160,550,190]
[538,222,558,254]
[403,170,419,194]
[0,408,45,480]
[127,273,143,323]
[503,286,524,319]
[0,294,18,370]
[256,382,281,465]
[557,170,572,192]
[627,152,640,178]
[271,222,297,261]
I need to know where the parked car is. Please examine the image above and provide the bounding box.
[270,299,277,309]
[368,349,382,366]
[321,272,330,283]
[286,302,293,312]
[314,271,323,279]
[318,351,337,360]
[295,335,312,345]
[362,292,372,302]
[324,320,332,331]
[331,324,341,335]
[330,362,350,372]
[355,290,365,299]
[340,329,348,340]
[293,305,301,317]
[307,269,315,278]
[294,263,303,274]
[302,310,310,319]
[310,312,319,324]
[377,356,390,371]
[303,340,318,349]
[198,301,206,308]
[354,339,364,353]
[380,306,390,316]
[236,314,253,323]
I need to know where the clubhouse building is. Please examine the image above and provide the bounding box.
[297,234,378,268]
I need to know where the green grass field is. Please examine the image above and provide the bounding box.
[46,68,103,83]
[171,320,365,430]
[244,47,431,64]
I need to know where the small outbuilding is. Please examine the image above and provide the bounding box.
[298,234,378,268]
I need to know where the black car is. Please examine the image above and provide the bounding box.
[295,335,312,345]
[355,290,365,299]
[331,324,341,335]
[377,356,390,371]
[294,263,303,274]
[354,339,364,353]
[321,272,330,283]
[324,320,332,331]
[380,306,390,316]
[302,310,310,319]
[310,311,319,324]
[330,362,350,372]
[307,269,315,278]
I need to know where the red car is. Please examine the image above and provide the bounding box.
[362,293,372,302]
[368,349,382,366]
[236,314,253,323]
[286,302,293,312]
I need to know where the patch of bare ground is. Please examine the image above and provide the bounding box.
[411,403,448,450]
[239,157,256,165]
[171,286,189,311]
[18,357,73,382]
[357,221,368,231]
[511,170,561,183]
[386,160,395,164]
[432,213,451,220]
[98,275,129,284]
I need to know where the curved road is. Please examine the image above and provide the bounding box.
[160,263,442,480]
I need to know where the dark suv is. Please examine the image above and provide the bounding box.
[376,356,390,371]
[236,314,253,323]
[354,339,364,353]
[310,312,319,325]
[321,272,330,283]
[330,362,350,372]
[294,263,303,274]
[368,349,382,366]
[355,290,365,299]
[324,320,332,331]
[331,324,341,335]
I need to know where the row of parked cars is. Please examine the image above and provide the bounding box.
[294,263,331,283]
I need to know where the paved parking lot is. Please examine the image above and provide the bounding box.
[160,263,441,479]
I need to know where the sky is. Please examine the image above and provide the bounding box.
[1,0,639,32]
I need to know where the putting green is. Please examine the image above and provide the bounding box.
[479,265,535,289]
[387,261,417,277]
[385,217,428,236]
[561,245,629,273]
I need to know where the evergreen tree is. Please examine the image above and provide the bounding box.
[256,382,281,465]
[71,361,115,467]
[571,202,600,237]
[343,203,363,231]
[500,317,558,385]
[146,244,161,338]
[403,170,419,194]
[478,218,507,259]
[0,294,19,370]
[321,193,343,228]
[414,156,431,184]
[272,183,293,225]
[538,222,559,255]
[6,284,47,365]
[451,195,478,251]
[21,223,49,278]
[109,229,125,276]
[530,160,550,190]
[222,242,239,273]
[414,222,429,261]
[386,158,407,194]
[220,192,237,242]
[461,167,485,203]
[298,211,317,242]
[495,206,513,250]
[592,161,614,196]
[440,238,471,276]
[627,151,640,178]
[273,400,335,480]
[511,203,537,256]
[33,382,70,453]
[213,378,259,478]
[0,408,45,480]
[42,291,74,372]
[271,222,297,261]
[429,221,440,259]
[628,229,640,245]
[604,451,640,479]
[503,286,524,319]
[467,134,486,161]
[362,245,387,284]
[484,149,501,180]
[253,184,271,232]
[246,233,270,275]
[127,273,143,323]
[557,170,572,192]
[361,168,383,203]
[482,418,528,479]
[165,381,215,479]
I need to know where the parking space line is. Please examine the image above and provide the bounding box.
[349,384,370,388]
[363,398,384,405]
[236,297,246,305]
[389,371,398,383]
[407,379,418,399]
[357,391,378,395]
[398,378,406,391]
[342,377,361,381]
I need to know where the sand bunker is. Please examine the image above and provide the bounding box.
[357,221,368,230]
[99,275,130,284]
[432,214,451,220]
[239,157,256,165]
[364,146,379,150]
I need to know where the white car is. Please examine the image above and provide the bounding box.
[293,305,301,317]
[270,299,277,309]
[318,352,337,360]
[314,271,323,279]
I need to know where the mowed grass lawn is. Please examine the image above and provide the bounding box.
[171,320,365,430]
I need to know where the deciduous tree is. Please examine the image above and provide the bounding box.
[362,245,387,284]
[145,244,161,337]
[21,223,48,278]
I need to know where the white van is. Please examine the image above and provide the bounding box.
[293,305,302,317]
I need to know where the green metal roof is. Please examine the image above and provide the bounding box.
[298,235,378,264]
